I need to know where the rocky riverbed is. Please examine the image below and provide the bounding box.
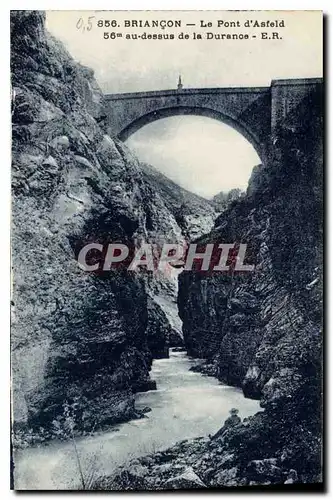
[13,349,260,490]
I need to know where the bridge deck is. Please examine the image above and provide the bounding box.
[105,78,322,101]
[105,86,270,101]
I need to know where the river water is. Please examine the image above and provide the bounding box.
[13,349,260,490]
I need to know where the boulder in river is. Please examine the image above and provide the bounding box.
[163,467,207,489]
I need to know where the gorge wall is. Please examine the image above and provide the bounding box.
[178,83,323,396]
[175,82,323,484]
[11,11,202,442]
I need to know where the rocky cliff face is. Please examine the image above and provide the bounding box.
[10,11,186,442]
[211,187,244,213]
[140,162,217,348]
[179,89,323,390]
[176,84,323,482]
[141,162,216,240]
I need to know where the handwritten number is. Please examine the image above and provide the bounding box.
[87,16,94,31]
[76,17,84,31]
[76,15,95,33]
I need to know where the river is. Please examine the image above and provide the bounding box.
[13,349,261,490]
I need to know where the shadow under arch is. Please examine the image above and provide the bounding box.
[118,105,264,162]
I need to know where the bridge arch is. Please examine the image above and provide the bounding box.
[117,106,264,161]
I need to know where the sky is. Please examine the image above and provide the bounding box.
[126,116,260,198]
[46,11,322,198]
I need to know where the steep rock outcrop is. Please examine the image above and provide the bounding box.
[141,162,216,239]
[10,11,183,441]
[212,188,244,212]
[177,83,323,481]
[146,298,171,359]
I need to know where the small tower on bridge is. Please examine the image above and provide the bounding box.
[177,74,183,90]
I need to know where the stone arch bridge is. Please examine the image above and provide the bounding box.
[104,78,322,163]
